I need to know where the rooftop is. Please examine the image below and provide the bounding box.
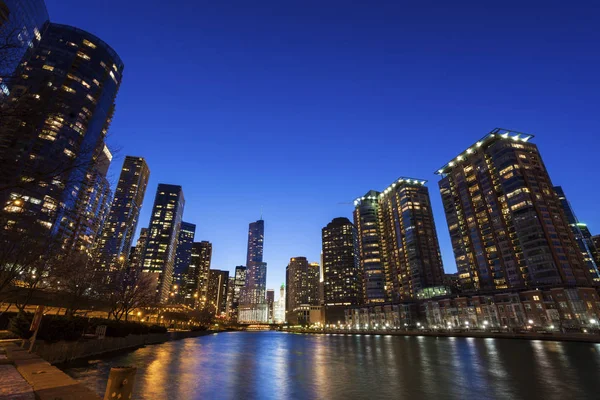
[435,128,535,176]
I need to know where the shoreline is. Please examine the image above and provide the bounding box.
[290,329,600,343]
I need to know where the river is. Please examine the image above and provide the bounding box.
[63,331,600,399]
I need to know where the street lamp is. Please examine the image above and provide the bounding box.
[483,320,489,328]
[590,319,597,325]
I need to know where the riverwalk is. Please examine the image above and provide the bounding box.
[1,342,101,400]
[291,328,600,343]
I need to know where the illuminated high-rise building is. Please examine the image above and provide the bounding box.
[207,269,229,316]
[129,228,148,269]
[95,156,149,271]
[554,186,600,282]
[239,219,268,323]
[286,257,321,324]
[266,289,275,322]
[0,22,123,253]
[273,284,286,323]
[322,217,360,322]
[141,184,185,303]
[437,128,594,292]
[377,178,445,301]
[353,190,386,303]
[230,265,246,320]
[172,221,196,302]
[184,241,212,308]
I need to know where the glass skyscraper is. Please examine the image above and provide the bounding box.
[172,221,196,302]
[96,156,150,272]
[554,186,600,282]
[141,184,185,303]
[0,22,124,252]
[239,219,268,323]
[437,128,593,292]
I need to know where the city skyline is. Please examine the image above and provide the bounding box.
[42,0,600,292]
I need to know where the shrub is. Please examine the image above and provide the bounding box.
[0,312,17,330]
[8,312,33,339]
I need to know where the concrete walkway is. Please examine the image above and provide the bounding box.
[0,364,35,400]
[1,343,101,400]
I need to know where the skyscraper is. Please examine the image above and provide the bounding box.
[230,265,247,321]
[129,228,148,269]
[286,257,321,324]
[353,190,386,303]
[437,128,593,292]
[239,219,268,323]
[141,184,185,303]
[96,156,150,272]
[378,178,445,300]
[0,22,123,253]
[554,186,600,282]
[266,289,275,322]
[273,284,286,323]
[322,217,361,323]
[207,269,229,316]
[172,221,196,302]
[185,241,212,308]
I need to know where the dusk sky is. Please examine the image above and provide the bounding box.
[46,0,600,292]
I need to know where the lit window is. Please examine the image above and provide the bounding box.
[42,65,54,71]
[62,86,76,93]
[83,39,96,49]
[76,51,91,60]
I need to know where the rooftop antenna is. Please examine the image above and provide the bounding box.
[260,205,263,220]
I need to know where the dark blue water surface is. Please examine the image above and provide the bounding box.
[64,332,600,400]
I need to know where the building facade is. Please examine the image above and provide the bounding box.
[184,241,212,308]
[207,269,229,316]
[554,186,600,282]
[230,265,247,320]
[239,219,268,322]
[322,217,361,323]
[141,184,185,303]
[377,178,445,301]
[0,23,124,253]
[95,156,149,272]
[172,221,196,302]
[353,190,386,303]
[285,257,321,325]
[437,129,593,292]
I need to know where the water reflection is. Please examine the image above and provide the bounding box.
[64,332,600,400]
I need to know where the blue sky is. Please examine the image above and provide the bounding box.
[46,0,600,292]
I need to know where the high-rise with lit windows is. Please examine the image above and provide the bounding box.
[96,156,149,272]
[239,219,268,323]
[437,128,593,292]
[377,178,445,301]
[286,257,321,324]
[353,190,386,303]
[554,186,600,282]
[0,22,123,253]
[185,241,212,308]
[207,269,229,316]
[141,184,185,303]
[172,221,196,302]
[322,217,360,322]
[230,265,247,320]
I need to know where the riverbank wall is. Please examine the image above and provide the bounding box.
[292,329,600,343]
[27,329,216,364]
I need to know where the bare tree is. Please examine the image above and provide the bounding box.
[51,252,100,318]
[104,269,156,321]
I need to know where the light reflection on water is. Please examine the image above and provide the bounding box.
[64,332,600,400]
